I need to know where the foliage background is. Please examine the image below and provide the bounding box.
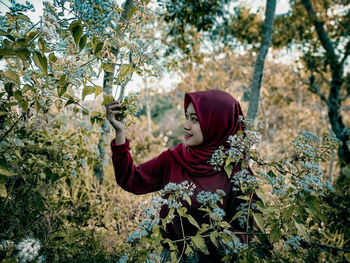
[0,0,349,262]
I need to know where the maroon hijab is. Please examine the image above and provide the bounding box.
[169,90,244,176]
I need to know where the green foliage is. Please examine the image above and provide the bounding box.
[115,119,348,262]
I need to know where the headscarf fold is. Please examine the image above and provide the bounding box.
[169,90,245,176]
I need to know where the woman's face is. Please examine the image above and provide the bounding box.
[184,102,204,146]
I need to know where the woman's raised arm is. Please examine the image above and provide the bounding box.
[111,139,169,194]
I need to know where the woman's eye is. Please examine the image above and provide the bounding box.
[192,118,198,123]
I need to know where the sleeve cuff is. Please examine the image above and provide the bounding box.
[111,138,130,153]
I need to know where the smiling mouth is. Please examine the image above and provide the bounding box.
[184,132,192,138]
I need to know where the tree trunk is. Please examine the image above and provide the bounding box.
[247,0,276,121]
[94,0,135,184]
[94,60,117,184]
[301,0,350,185]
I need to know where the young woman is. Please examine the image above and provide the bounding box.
[105,90,249,262]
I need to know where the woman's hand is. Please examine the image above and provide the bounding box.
[105,100,126,145]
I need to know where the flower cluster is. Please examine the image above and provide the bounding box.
[210,207,226,221]
[73,0,119,36]
[264,171,288,196]
[196,189,225,207]
[284,235,301,250]
[118,95,143,127]
[297,161,333,195]
[117,255,129,263]
[224,237,248,254]
[291,132,319,161]
[8,0,34,13]
[162,181,196,209]
[0,240,15,250]
[145,253,162,263]
[208,146,225,171]
[209,116,262,172]
[127,196,165,243]
[16,238,41,263]
[231,168,258,192]
[41,3,61,40]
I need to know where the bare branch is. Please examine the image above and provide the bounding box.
[314,68,332,87]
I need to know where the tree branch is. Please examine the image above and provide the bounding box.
[0,115,22,142]
[307,77,328,104]
[301,0,339,68]
[340,39,350,68]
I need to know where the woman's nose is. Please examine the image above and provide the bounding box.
[184,119,191,130]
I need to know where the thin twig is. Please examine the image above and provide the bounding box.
[309,241,350,253]
[0,115,23,142]
[177,214,186,263]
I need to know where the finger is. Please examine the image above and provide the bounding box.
[105,100,121,107]
[109,110,122,116]
[108,104,122,110]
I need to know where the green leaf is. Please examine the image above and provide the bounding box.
[82,86,93,101]
[69,20,83,46]
[282,205,295,220]
[102,95,114,105]
[219,221,231,228]
[305,195,320,218]
[50,173,60,184]
[35,98,41,113]
[187,214,200,229]
[210,231,219,248]
[185,195,191,206]
[269,224,281,243]
[224,164,233,178]
[22,84,32,93]
[58,74,67,86]
[0,166,16,176]
[0,184,7,198]
[79,34,87,52]
[237,195,251,201]
[128,6,137,19]
[38,37,46,55]
[185,245,193,256]
[101,62,114,73]
[229,210,243,223]
[33,51,48,75]
[255,188,267,204]
[191,235,209,255]
[119,63,134,79]
[13,90,28,112]
[17,14,30,21]
[253,213,265,232]
[57,84,68,97]
[0,29,15,41]
[0,158,16,177]
[0,71,20,86]
[92,37,104,55]
[294,219,311,242]
[49,53,57,62]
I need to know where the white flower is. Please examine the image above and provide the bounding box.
[16,237,41,263]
